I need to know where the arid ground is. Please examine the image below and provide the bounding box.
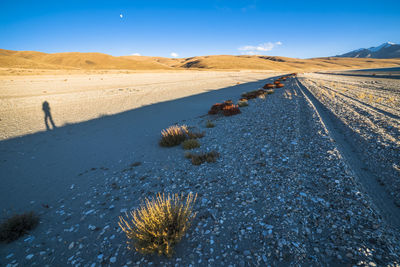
[0,68,399,266]
[0,71,273,140]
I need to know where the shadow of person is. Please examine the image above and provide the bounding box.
[42,101,56,130]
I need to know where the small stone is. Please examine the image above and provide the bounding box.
[110,257,116,263]
[97,254,104,260]
[262,254,268,263]
[68,242,74,250]
[85,209,95,215]
[244,250,251,256]
[26,254,34,260]
[6,253,14,259]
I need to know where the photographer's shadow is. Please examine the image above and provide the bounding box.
[42,101,56,130]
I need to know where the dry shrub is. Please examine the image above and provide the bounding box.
[241,89,267,100]
[223,104,241,116]
[274,80,281,85]
[263,83,275,89]
[238,100,248,107]
[276,83,284,88]
[186,151,219,165]
[208,100,240,116]
[0,212,39,243]
[206,120,215,128]
[160,125,204,147]
[266,89,275,94]
[159,125,189,147]
[187,130,205,139]
[208,103,225,115]
[182,139,200,150]
[119,193,197,256]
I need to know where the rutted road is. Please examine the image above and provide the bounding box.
[294,76,400,230]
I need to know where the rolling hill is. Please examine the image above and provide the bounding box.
[1,48,400,72]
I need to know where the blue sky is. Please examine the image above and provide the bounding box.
[1,0,399,58]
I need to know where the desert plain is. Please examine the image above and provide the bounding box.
[0,51,400,266]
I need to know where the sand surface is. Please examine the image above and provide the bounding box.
[0,71,272,140]
[0,71,274,213]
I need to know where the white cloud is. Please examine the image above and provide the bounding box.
[170,52,179,58]
[238,42,282,54]
[120,14,123,18]
[130,53,141,56]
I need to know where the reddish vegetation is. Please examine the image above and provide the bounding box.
[208,100,241,116]
[276,83,284,88]
[274,80,281,85]
[222,104,241,116]
[241,89,267,100]
[263,83,275,89]
[208,103,225,114]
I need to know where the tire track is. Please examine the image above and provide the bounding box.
[294,77,400,230]
[306,79,400,120]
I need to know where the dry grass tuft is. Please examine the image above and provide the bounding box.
[0,212,39,243]
[159,125,189,147]
[238,99,249,107]
[275,83,284,88]
[187,130,205,139]
[118,193,197,256]
[185,151,220,165]
[182,139,200,150]
[206,120,215,128]
[241,89,267,100]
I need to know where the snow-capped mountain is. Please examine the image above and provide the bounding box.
[336,42,400,58]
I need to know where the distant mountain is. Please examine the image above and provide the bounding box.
[336,42,400,58]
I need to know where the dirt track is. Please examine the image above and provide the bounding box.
[296,76,400,229]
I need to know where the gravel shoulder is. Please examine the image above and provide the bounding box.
[1,75,400,266]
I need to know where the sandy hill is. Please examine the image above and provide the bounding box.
[0,49,172,70]
[1,49,400,72]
